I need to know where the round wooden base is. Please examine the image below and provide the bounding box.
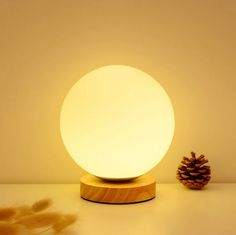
[80,174,156,204]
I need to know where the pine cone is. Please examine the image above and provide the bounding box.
[177,152,211,189]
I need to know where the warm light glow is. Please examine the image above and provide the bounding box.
[60,65,175,180]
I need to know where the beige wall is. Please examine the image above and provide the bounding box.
[0,0,235,183]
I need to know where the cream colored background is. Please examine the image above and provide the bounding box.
[0,0,235,183]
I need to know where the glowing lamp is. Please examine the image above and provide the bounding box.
[60,65,175,203]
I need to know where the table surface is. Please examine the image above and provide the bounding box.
[0,183,235,235]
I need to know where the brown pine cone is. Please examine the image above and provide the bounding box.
[177,152,211,189]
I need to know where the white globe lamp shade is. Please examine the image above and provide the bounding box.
[60,65,175,181]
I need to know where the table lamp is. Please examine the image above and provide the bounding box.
[60,65,175,204]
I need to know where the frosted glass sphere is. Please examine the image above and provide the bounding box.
[60,65,175,180]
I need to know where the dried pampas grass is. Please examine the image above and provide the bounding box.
[31,198,52,213]
[0,207,17,221]
[0,199,77,234]
[0,223,25,235]
[53,214,78,232]
[17,212,62,229]
[15,206,33,219]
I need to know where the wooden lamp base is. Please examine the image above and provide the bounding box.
[80,174,156,204]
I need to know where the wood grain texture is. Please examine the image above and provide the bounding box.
[80,174,156,204]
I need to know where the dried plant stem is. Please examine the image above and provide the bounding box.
[33,226,52,235]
